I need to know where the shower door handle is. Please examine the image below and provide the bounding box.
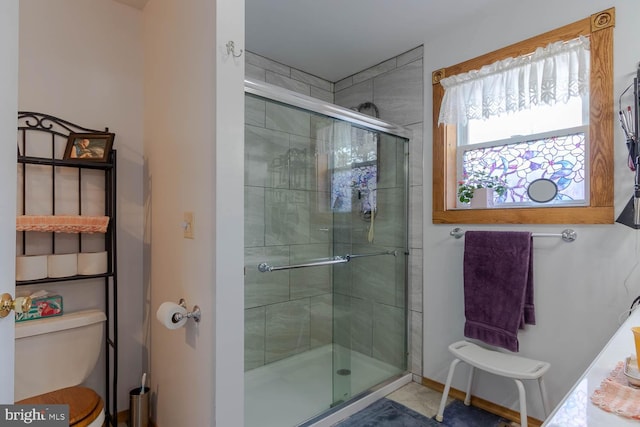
[258,256,348,272]
[257,250,397,273]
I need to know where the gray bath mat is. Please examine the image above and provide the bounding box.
[335,398,439,426]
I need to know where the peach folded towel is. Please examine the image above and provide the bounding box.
[591,361,640,420]
[16,215,110,234]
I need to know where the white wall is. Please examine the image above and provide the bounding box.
[143,0,244,425]
[0,0,19,405]
[214,0,245,425]
[423,0,640,420]
[18,0,144,412]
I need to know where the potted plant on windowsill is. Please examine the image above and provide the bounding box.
[457,171,507,208]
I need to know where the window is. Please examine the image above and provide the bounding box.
[432,8,615,224]
[331,126,378,214]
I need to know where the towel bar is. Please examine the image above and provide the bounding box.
[449,228,577,242]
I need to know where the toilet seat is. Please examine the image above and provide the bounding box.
[16,386,104,427]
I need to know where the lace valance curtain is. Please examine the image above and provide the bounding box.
[438,36,590,125]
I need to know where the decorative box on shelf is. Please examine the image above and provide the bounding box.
[15,291,63,322]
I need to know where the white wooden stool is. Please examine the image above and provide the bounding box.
[435,341,550,427]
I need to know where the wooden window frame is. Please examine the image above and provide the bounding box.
[432,8,615,224]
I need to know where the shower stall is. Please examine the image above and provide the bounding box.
[244,79,410,427]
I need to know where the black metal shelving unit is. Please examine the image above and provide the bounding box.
[16,112,118,427]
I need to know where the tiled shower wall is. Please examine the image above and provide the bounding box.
[244,49,424,377]
[244,98,335,369]
[245,52,334,103]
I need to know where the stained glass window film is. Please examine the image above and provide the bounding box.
[461,130,587,206]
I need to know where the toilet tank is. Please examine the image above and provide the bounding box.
[14,309,106,401]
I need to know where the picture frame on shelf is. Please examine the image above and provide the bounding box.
[63,132,114,162]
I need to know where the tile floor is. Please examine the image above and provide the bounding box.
[385,381,453,419]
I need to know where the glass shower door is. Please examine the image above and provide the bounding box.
[244,91,408,427]
[329,126,408,407]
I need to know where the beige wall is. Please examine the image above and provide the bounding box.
[17,0,243,423]
[19,0,244,423]
[143,0,245,424]
[18,0,144,412]
[143,0,215,423]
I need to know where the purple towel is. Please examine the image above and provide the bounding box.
[463,231,535,352]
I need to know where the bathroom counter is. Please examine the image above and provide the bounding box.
[543,306,640,426]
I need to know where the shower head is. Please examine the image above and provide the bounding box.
[355,102,380,118]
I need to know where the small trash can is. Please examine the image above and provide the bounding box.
[129,386,150,427]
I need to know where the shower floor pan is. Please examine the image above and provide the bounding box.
[244,344,401,427]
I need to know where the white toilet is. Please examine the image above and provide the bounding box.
[14,309,107,427]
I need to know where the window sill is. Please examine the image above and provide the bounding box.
[433,205,613,224]
[450,201,589,211]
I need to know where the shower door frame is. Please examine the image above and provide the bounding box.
[244,79,413,426]
[244,79,413,140]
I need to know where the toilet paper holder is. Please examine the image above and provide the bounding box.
[173,298,201,324]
